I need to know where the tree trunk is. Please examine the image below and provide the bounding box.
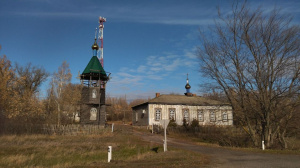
[278,130,288,149]
[246,116,258,146]
[264,126,271,148]
[57,104,60,126]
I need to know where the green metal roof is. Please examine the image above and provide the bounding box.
[82,56,106,75]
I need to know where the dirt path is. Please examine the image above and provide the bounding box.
[130,126,300,168]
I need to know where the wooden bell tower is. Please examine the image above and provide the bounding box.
[79,38,109,125]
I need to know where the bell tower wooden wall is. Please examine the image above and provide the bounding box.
[80,86,106,125]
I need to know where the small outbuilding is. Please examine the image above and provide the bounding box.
[132,75,233,126]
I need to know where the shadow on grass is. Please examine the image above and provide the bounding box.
[151,147,159,153]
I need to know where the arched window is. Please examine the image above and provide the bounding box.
[155,108,161,121]
[222,111,228,122]
[92,89,97,99]
[90,108,97,120]
[169,108,176,120]
[183,109,189,122]
[197,110,204,122]
[210,111,216,122]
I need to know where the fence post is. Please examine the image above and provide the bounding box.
[108,146,112,162]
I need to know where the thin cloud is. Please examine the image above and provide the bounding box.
[110,72,143,85]
[137,65,146,73]
[164,58,181,71]
[184,47,198,59]
[141,18,216,26]
[3,1,219,26]
[4,0,299,26]
[150,67,162,73]
[112,47,199,92]
[147,75,163,80]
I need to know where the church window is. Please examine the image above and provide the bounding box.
[222,111,228,122]
[169,108,176,120]
[183,109,189,122]
[92,89,97,98]
[155,108,162,121]
[210,111,216,122]
[197,110,204,122]
[90,108,97,120]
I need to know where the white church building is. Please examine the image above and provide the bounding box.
[132,75,233,126]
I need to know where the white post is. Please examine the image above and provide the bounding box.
[159,119,169,152]
[152,123,154,134]
[164,126,167,152]
[108,146,112,162]
[112,123,114,132]
[262,141,265,150]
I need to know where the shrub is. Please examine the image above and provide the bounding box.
[168,125,253,148]
[182,119,189,131]
[168,119,177,127]
[182,119,188,127]
[190,119,199,128]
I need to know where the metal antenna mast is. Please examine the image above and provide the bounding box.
[97,16,106,67]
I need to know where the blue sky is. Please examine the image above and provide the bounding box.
[1,0,299,101]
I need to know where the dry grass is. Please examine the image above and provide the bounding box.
[99,149,209,168]
[167,126,300,155]
[0,125,209,167]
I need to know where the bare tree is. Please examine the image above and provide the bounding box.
[45,61,84,125]
[60,83,82,123]
[1,48,49,133]
[14,63,48,96]
[0,55,13,113]
[198,1,300,148]
[12,63,48,121]
[0,53,14,130]
[1,61,48,122]
[106,95,133,121]
[50,61,72,125]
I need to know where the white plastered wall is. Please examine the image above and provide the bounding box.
[148,104,233,126]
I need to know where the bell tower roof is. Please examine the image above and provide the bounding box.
[91,38,99,50]
[81,56,108,81]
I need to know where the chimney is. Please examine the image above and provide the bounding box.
[155,93,160,98]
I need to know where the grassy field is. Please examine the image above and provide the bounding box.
[167,129,300,156]
[0,126,209,167]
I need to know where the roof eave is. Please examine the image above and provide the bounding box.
[148,102,231,106]
[131,102,149,109]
